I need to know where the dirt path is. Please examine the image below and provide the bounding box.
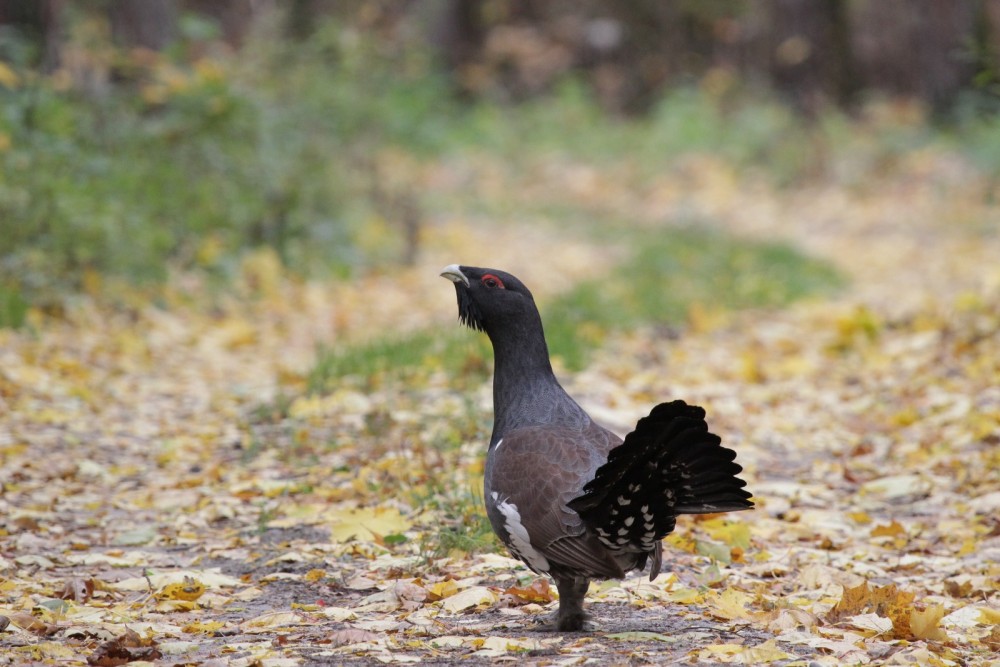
[1,159,998,665]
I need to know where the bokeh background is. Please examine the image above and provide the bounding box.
[3,0,1000,331]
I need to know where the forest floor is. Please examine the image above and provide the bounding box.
[1,154,999,666]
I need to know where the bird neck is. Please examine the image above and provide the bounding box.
[486,312,588,445]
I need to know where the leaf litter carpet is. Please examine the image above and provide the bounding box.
[1,165,999,665]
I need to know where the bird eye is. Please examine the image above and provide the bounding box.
[481,274,505,289]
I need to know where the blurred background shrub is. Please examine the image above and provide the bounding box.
[1,0,998,325]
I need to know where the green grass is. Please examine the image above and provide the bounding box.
[307,330,492,394]
[544,225,844,369]
[418,484,500,559]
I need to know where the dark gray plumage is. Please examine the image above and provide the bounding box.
[441,264,753,631]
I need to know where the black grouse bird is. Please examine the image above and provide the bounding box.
[440,264,754,631]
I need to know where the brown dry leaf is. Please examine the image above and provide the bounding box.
[57,577,95,602]
[86,628,161,666]
[829,582,907,619]
[501,578,556,605]
[982,625,1000,651]
[8,612,61,636]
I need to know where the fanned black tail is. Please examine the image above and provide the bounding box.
[567,400,753,555]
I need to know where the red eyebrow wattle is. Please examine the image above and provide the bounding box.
[482,274,505,288]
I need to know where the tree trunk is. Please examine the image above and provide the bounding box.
[109,0,178,51]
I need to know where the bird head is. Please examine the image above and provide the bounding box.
[440,264,538,334]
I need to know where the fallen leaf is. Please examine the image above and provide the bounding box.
[870,520,906,538]
[700,517,752,549]
[426,580,459,600]
[181,620,226,634]
[707,588,752,621]
[239,611,309,633]
[329,506,412,543]
[157,576,205,602]
[57,577,95,602]
[8,613,61,636]
[304,568,326,582]
[86,628,161,666]
[440,586,496,613]
[329,628,380,646]
[910,605,949,641]
[501,578,555,605]
[320,606,357,622]
[735,639,794,664]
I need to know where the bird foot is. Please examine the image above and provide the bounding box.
[532,609,593,632]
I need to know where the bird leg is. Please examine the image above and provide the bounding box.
[535,577,591,632]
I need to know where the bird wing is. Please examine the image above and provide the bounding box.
[486,422,625,580]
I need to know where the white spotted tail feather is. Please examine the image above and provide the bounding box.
[567,400,753,577]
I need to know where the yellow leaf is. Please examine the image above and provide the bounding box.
[734,639,794,664]
[182,620,225,634]
[708,588,752,621]
[158,577,205,602]
[957,538,976,556]
[669,587,704,604]
[328,506,411,543]
[978,607,1000,625]
[848,511,872,525]
[700,518,752,549]
[890,408,920,427]
[696,643,744,661]
[427,580,460,601]
[910,605,949,641]
[155,599,199,612]
[304,568,326,583]
[664,533,697,554]
[870,520,906,538]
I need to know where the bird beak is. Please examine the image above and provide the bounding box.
[440,264,470,287]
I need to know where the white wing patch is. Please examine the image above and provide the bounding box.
[494,497,549,573]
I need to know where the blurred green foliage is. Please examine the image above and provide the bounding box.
[0,11,995,330]
[544,226,844,370]
[0,16,454,323]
